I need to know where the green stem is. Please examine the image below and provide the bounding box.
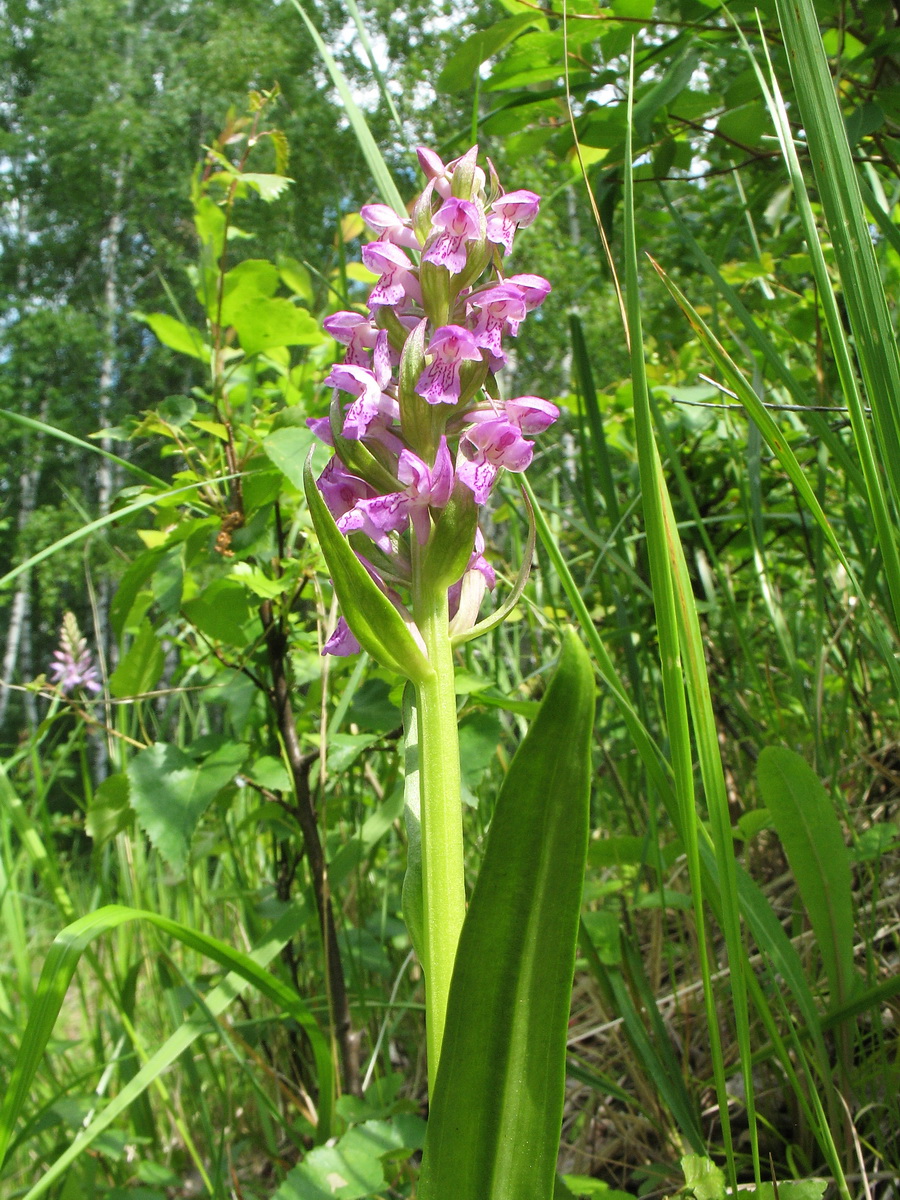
[412,563,466,1093]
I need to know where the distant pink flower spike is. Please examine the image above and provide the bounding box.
[416,325,483,406]
[422,197,482,275]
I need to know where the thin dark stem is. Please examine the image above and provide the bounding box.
[260,599,362,1098]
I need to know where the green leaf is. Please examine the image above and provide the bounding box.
[277,254,315,303]
[108,620,165,699]
[241,172,294,202]
[275,1140,384,1199]
[681,1155,726,1200]
[437,14,540,92]
[219,258,280,324]
[263,426,318,491]
[127,741,246,871]
[85,774,133,847]
[756,747,857,1006]
[232,297,324,355]
[303,453,432,684]
[458,709,501,807]
[418,632,595,1200]
[134,312,209,361]
[182,579,255,646]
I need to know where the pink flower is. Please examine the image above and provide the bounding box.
[362,242,423,309]
[486,190,541,254]
[49,613,101,694]
[416,325,483,406]
[360,203,419,250]
[505,273,552,313]
[323,311,379,368]
[422,198,482,275]
[467,283,528,360]
[338,440,454,549]
[326,364,400,445]
[316,456,376,520]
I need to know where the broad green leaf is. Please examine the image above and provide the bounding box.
[232,298,324,355]
[681,1155,725,1200]
[274,1140,384,1199]
[0,903,333,1176]
[126,741,246,871]
[756,747,857,1007]
[277,254,315,302]
[134,312,209,361]
[228,561,294,599]
[182,578,255,646]
[108,620,165,699]
[303,453,432,684]
[263,426,318,491]
[437,14,540,92]
[744,1185,827,1200]
[418,632,595,1200]
[85,774,133,847]
[219,258,280,324]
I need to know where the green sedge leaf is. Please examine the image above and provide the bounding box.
[303,453,433,684]
[418,631,595,1200]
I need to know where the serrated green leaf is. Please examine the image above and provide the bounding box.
[418,632,595,1200]
[127,741,246,871]
[108,620,165,699]
[681,1154,725,1200]
[241,172,294,202]
[182,579,255,646]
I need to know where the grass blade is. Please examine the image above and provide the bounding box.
[0,903,334,1174]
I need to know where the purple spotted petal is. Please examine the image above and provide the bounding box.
[415,325,482,405]
[422,198,482,275]
[486,190,541,253]
[317,456,375,520]
[456,455,498,504]
[323,311,378,367]
[360,203,419,250]
[362,241,422,309]
[465,417,534,472]
[505,396,559,434]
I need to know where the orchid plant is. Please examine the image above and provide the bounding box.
[304,145,595,1198]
